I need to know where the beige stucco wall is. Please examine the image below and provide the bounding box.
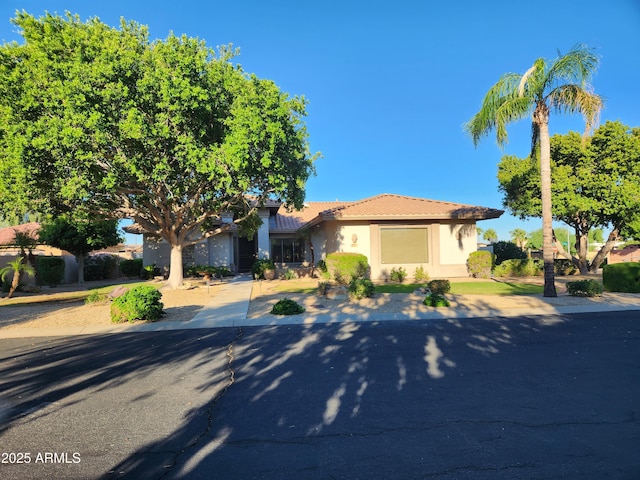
[311,221,372,261]
[437,222,476,277]
[208,233,234,268]
[314,220,477,280]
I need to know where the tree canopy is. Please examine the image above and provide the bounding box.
[0,12,318,288]
[38,216,122,284]
[497,120,640,273]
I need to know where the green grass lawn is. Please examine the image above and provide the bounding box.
[273,279,544,296]
[376,281,543,295]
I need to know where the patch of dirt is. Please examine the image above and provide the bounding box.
[0,281,222,331]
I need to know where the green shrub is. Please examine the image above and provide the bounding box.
[317,281,331,295]
[85,291,108,304]
[120,259,143,278]
[85,254,119,281]
[348,278,375,300]
[389,266,407,283]
[325,253,369,285]
[142,265,156,280]
[555,259,577,276]
[427,279,450,295]
[37,256,65,286]
[110,285,164,323]
[566,279,603,297]
[413,265,429,282]
[603,263,640,293]
[493,241,527,265]
[252,258,276,279]
[467,251,493,278]
[282,269,297,280]
[270,298,305,315]
[493,259,543,277]
[423,293,450,307]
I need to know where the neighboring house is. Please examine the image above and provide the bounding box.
[0,223,140,284]
[609,244,640,264]
[133,194,503,280]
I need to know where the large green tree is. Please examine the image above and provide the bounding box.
[466,44,602,296]
[0,12,317,288]
[38,216,122,284]
[498,121,640,273]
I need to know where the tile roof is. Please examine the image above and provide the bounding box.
[272,194,503,232]
[0,222,40,245]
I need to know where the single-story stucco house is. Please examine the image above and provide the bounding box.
[135,194,504,280]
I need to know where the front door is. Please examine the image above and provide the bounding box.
[237,236,257,272]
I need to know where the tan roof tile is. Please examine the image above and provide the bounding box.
[0,222,40,245]
[272,194,503,232]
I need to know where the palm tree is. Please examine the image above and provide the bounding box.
[466,44,602,297]
[483,228,498,244]
[1,257,35,299]
[510,228,528,249]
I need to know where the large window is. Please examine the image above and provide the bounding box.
[271,237,305,263]
[380,227,429,264]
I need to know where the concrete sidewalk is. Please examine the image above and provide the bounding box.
[1,275,639,338]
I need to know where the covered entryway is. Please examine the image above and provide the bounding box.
[237,235,257,272]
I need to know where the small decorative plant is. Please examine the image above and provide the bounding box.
[271,298,305,315]
[317,281,331,295]
[566,279,603,297]
[414,265,429,282]
[282,269,297,280]
[423,293,450,307]
[427,279,451,295]
[389,266,407,283]
[348,278,375,300]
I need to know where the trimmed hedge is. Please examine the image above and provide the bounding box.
[120,258,143,278]
[566,279,603,297]
[493,241,527,265]
[37,256,65,286]
[467,251,493,278]
[427,279,451,295]
[325,252,369,285]
[603,263,640,293]
[111,285,164,323]
[85,254,119,281]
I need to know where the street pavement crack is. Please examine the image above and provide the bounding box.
[157,327,244,479]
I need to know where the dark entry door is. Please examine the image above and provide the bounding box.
[237,236,257,272]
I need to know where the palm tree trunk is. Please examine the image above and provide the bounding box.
[538,118,557,297]
[7,270,20,299]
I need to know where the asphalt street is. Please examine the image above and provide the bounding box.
[0,311,638,479]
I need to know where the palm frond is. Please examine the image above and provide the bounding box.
[547,84,603,135]
[465,73,528,147]
[546,43,599,88]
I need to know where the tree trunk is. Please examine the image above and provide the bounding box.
[537,115,557,297]
[7,269,20,299]
[589,227,620,273]
[167,244,184,289]
[576,232,589,274]
[77,254,85,284]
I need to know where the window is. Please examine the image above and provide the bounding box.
[271,237,305,263]
[380,227,429,264]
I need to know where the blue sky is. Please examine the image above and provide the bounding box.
[1,1,639,244]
